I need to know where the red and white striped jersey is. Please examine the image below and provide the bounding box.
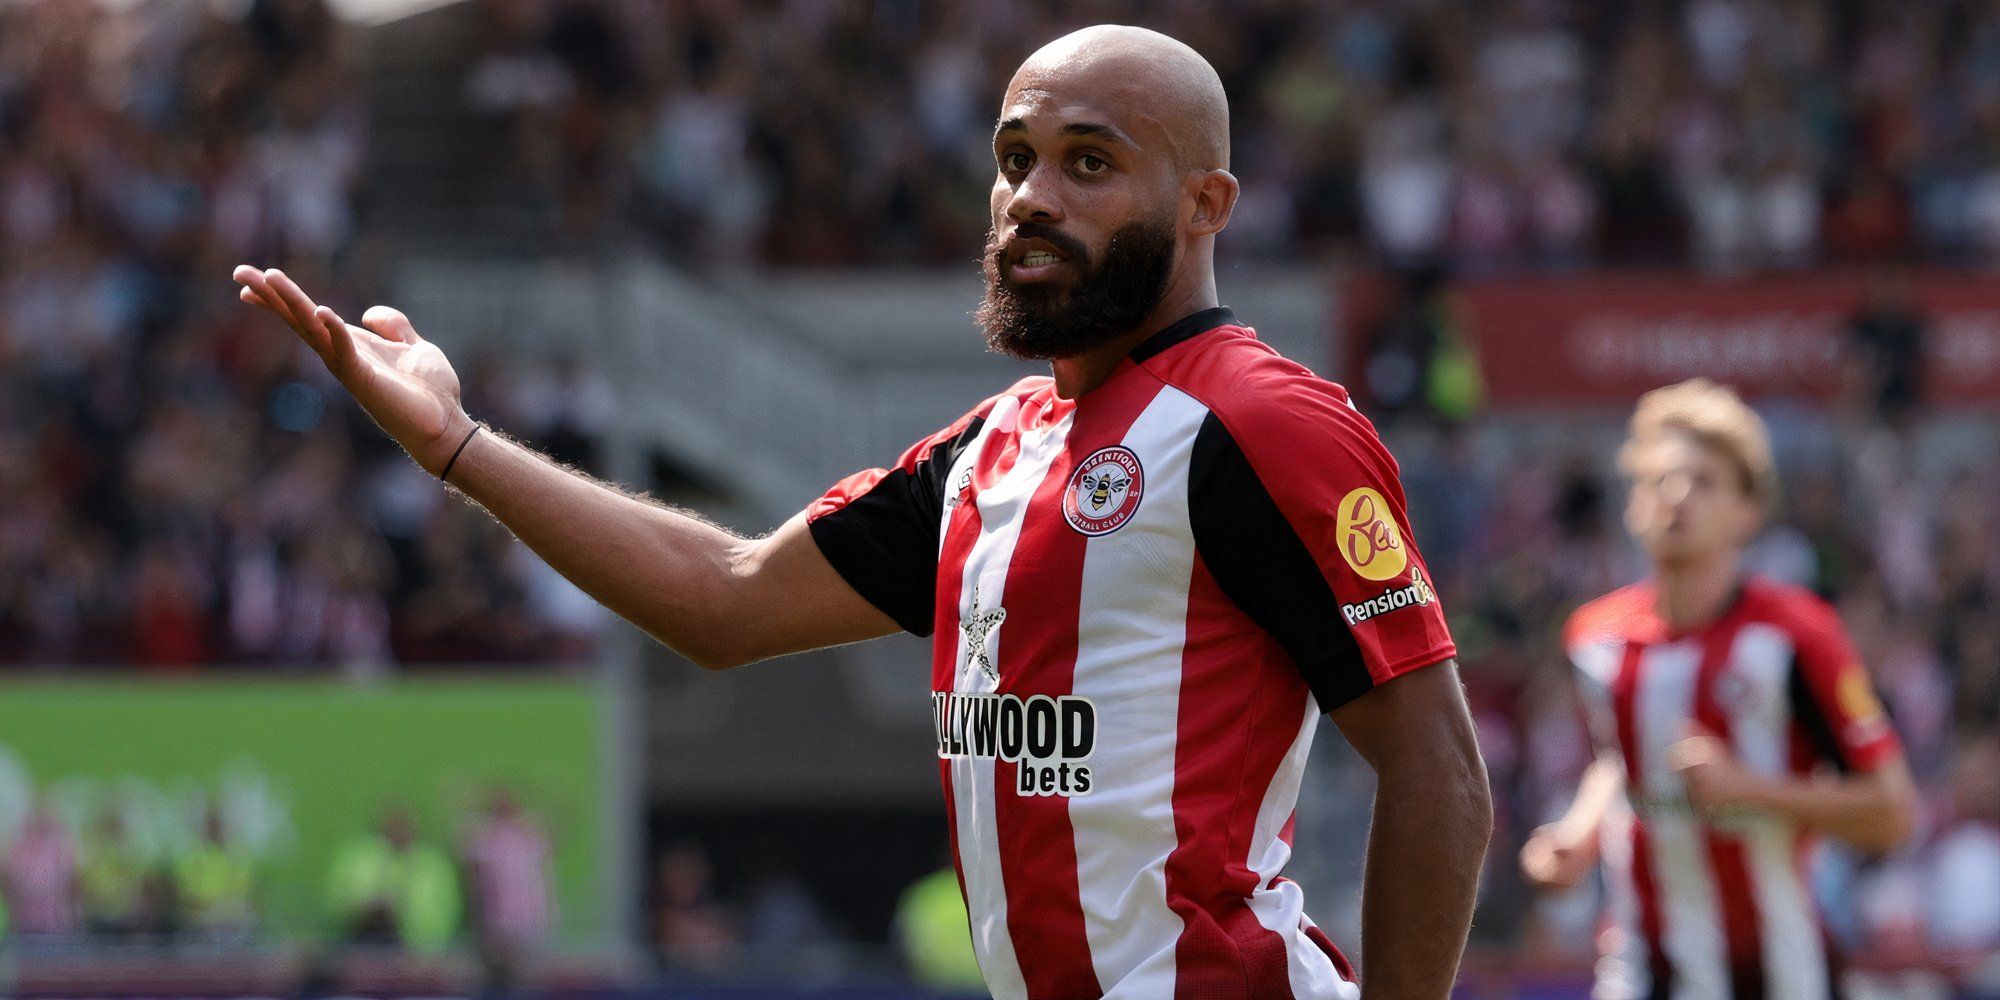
[1566,579,1903,1000]
[808,308,1457,998]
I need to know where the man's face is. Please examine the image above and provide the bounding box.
[1624,432,1761,567]
[978,82,1182,360]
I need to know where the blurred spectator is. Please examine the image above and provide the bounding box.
[893,863,983,994]
[78,806,157,939]
[172,804,256,940]
[739,859,830,952]
[326,807,461,954]
[1847,265,1930,425]
[652,840,738,976]
[3,799,80,940]
[1926,740,2000,957]
[1355,265,1484,423]
[464,789,554,990]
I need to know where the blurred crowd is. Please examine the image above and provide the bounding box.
[0,0,606,668]
[1,784,554,973]
[469,0,2000,269]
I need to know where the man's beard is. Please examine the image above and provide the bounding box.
[976,217,1177,361]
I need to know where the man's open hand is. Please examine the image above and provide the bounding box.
[233,266,473,475]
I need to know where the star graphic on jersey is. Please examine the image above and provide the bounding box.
[960,588,1007,685]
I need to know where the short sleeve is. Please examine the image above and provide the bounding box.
[806,403,990,637]
[1563,593,1642,761]
[1188,394,1456,712]
[1786,596,1902,773]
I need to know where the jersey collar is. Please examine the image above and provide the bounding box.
[1127,306,1237,364]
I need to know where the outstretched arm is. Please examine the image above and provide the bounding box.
[234,267,898,667]
[1329,660,1492,1000]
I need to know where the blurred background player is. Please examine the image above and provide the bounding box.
[1521,379,1919,999]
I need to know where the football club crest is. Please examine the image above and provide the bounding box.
[1063,446,1144,536]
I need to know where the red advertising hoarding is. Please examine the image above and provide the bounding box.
[1344,271,2000,408]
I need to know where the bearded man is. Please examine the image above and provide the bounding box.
[234,25,1490,998]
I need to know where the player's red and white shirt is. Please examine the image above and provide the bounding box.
[808,308,1456,999]
[1566,578,1903,1000]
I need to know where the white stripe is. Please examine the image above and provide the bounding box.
[1596,803,1652,1000]
[1747,823,1826,1000]
[1070,386,1202,997]
[1724,625,1793,778]
[954,758,1024,999]
[1726,625,1828,1000]
[1246,697,1351,999]
[942,400,1072,1000]
[1571,641,1650,998]
[1571,639,1625,755]
[1635,641,1730,997]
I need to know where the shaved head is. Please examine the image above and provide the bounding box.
[1007,25,1230,172]
[979,25,1240,367]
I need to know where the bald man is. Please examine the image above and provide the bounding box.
[234,25,1490,998]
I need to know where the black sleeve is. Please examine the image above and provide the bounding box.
[1188,412,1374,712]
[807,417,985,637]
[1788,652,1854,774]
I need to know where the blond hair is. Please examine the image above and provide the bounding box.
[1619,378,1778,507]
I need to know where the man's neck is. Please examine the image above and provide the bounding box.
[1653,553,1744,634]
[1049,275,1217,398]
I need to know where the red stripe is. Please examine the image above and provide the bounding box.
[1300,920,1357,982]
[992,380,1159,1000]
[1693,620,1767,998]
[1610,642,1672,983]
[1165,558,1303,998]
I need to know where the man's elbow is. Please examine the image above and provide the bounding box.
[1868,782,1920,853]
[1390,735,1494,850]
[643,627,757,672]
[1459,748,1497,851]
[1842,769,1920,854]
[688,648,748,672]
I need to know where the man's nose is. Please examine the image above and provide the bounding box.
[1005,162,1064,225]
[1659,472,1695,508]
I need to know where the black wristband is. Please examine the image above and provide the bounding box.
[439,424,481,483]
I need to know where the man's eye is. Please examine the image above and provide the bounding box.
[1078,155,1108,174]
[1002,152,1031,172]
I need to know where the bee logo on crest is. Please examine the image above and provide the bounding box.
[1064,446,1145,536]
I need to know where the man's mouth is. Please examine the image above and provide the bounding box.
[1005,238,1074,283]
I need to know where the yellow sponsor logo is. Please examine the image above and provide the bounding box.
[1836,668,1886,724]
[1337,487,1408,582]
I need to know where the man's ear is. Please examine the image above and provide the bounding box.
[1186,169,1239,237]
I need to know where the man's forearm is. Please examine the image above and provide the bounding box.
[1563,757,1624,834]
[1358,737,1492,996]
[1735,768,1916,852]
[441,421,754,665]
